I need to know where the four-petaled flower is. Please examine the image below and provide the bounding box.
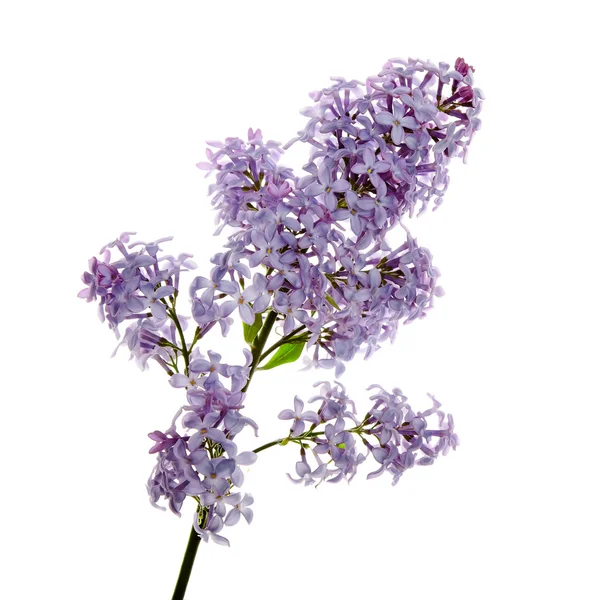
[278,396,320,436]
[305,162,350,211]
[189,350,230,384]
[221,282,269,326]
[400,88,439,123]
[374,103,419,145]
[182,412,227,449]
[195,457,236,483]
[351,148,391,186]
[190,272,237,308]
[224,493,254,526]
[273,290,308,336]
[139,283,175,319]
[194,514,230,547]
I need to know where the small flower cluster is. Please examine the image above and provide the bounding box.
[279,381,458,486]
[147,363,258,547]
[190,227,443,376]
[289,56,483,218]
[77,233,202,372]
[77,232,196,329]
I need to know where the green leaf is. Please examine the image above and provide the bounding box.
[243,312,263,344]
[325,294,341,310]
[259,341,306,370]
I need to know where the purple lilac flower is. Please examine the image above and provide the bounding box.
[223,493,254,526]
[220,281,269,326]
[199,479,230,515]
[148,430,180,454]
[272,290,308,336]
[191,299,234,337]
[304,162,351,211]
[296,213,331,255]
[169,369,203,391]
[194,513,230,547]
[190,270,238,308]
[182,412,227,448]
[278,396,320,436]
[139,282,175,319]
[399,88,439,124]
[146,440,190,516]
[350,148,391,186]
[248,227,286,269]
[374,102,419,145]
[195,457,236,483]
[186,59,482,370]
[287,448,328,486]
[189,350,230,385]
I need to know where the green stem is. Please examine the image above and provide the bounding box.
[160,340,184,353]
[168,307,190,373]
[252,439,285,454]
[188,327,202,353]
[242,310,278,393]
[171,509,206,600]
[252,430,327,454]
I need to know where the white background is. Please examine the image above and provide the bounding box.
[1,1,598,598]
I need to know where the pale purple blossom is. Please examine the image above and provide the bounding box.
[139,282,175,319]
[223,493,254,526]
[182,412,227,448]
[400,88,439,123]
[248,224,286,268]
[304,163,350,211]
[189,350,230,385]
[194,514,230,547]
[190,271,237,308]
[350,148,391,186]
[220,282,266,326]
[272,290,308,336]
[375,102,419,145]
[278,396,320,436]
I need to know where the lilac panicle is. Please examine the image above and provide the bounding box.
[79,55,481,548]
[146,361,258,546]
[278,381,458,486]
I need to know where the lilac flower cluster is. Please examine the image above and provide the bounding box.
[77,233,261,544]
[77,232,195,328]
[190,223,443,376]
[289,56,483,218]
[194,57,481,375]
[146,344,261,546]
[280,381,458,486]
[77,233,202,371]
[78,56,481,556]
